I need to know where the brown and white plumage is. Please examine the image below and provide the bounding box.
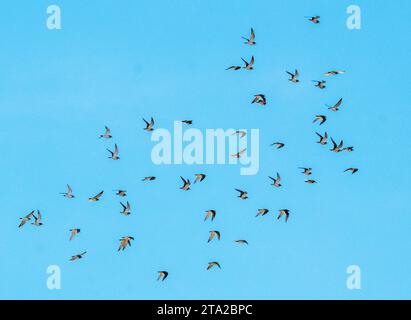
[327,98,343,111]
[313,115,327,125]
[143,117,155,131]
[286,69,299,83]
[88,190,104,202]
[194,173,206,183]
[231,148,247,158]
[235,189,248,199]
[226,65,241,71]
[70,251,87,261]
[305,179,317,184]
[251,94,266,106]
[31,210,43,226]
[142,176,156,181]
[316,132,328,145]
[242,56,254,70]
[60,184,75,198]
[344,167,358,174]
[312,80,326,89]
[18,210,35,228]
[180,176,191,190]
[242,28,256,45]
[306,15,320,24]
[114,189,127,197]
[271,142,285,149]
[256,208,269,217]
[120,201,131,215]
[299,167,312,175]
[99,126,112,139]
[269,173,282,187]
[157,271,169,281]
[235,240,249,245]
[330,137,344,152]
[231,130,247,138]
[325,70,345,76]
[107,144,119,160]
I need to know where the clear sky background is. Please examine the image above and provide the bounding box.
[0,0,410,300]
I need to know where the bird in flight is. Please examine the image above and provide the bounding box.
[327,98,343,112]
[143,117,155,131]
[325,70,345,76]
[120,201,131,216]
[180,176,191,191]
[277,209,290,222]
[194,173,206,183]
[107,144,119,160]
[70,251,87,262]
[299,167,313,175]
[180,120,193,125]
[114,189,127,197]
[235,240,249,245]
[204,210,216,222]
[241,56,254,70]
[313,80,326,89]
[330,138,344,153]
[208,230,221,243]
[118,236,134,251]
[316,132,328,145]
[88,190,104,202]
[31,210,43,226]
[235,189,248,200]
[256,208,269,217]
[305,179,317,184]
[69,228,81,241]
[18,210,35,228]
[60,184,75,199]
[344,167,359,174]
[242,27,256,45]
[231,148,247,158]
[271,142,285,149]
[231,130,246,138]
[142,176,156,181]
[313,115,327,125]
[226,65,241,71]
[269,173,282,188]
[343,146,354,152]
[99,126,112,139]
[207,261,221,270]
[251,94,266,106]
[286,69,299,83]
[306,15,320,24]
[157,271,169,281]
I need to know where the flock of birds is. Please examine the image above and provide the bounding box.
[18,15,358,282]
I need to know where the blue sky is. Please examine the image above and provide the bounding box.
[0,0,410,299]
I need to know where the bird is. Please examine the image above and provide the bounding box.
[88,190,104,202]
[99,126,112,139]
[316,132,328,145]
[306,15,320,24]
[207,261,221,270]
[343,146,354,152]
[231,130,246,138]
[313,115,327,125]
[114,189,127,197]
[157,271,169,281]
[235,240,249,245]
[330,138,344,153]
[204,210,216,222]
[208,230,221,243]
[60,184,75,199]
[344,167,358,174]
[235,189,248,199]
[256,208,269,217]
[143,117,155,131]
[251,94,266,106]
[194,173,206,183]
[226,65,241,71]
[299,167,313,175]
[69,228,81,241]
[70,251,87,261]
[231,148,247,158]
[277,209,290,222]
[313,80,326,89]
[241,56,254,70]
[327,98,343,111]
[242,27,256,45]
[107,144,119,160]
[118,236,134,251]
[271,142,285,149]
[180,176,191,190]
[142,176,156,181]
[286,69,299,83]
[305,179,317,184]
[269,173,282,188]
[180,120,193,125]
[18,210,35,228]
[31,210,43,226]
[120,201,131,215]
[325,70,345,76]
